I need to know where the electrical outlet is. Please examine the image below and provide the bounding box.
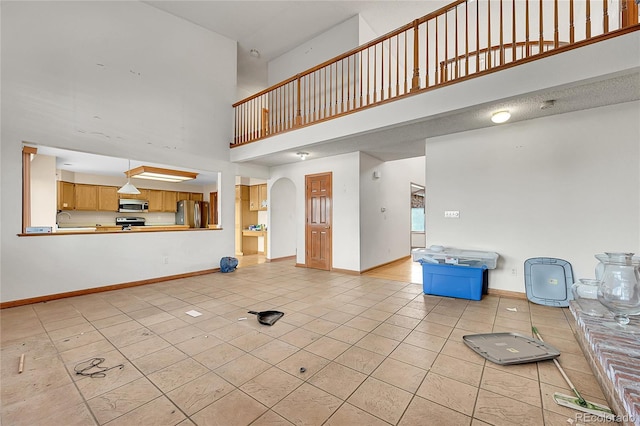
[444,210,460,218]
[511,268,517,276]
[163,256,169,264]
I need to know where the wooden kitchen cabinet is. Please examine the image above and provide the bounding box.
[177,192,202,202]
[147,189,164,212]
[98,186,119,211]
[74,184,99,210]
[119,188,149,200]
[249,184,267,211]
[163,191,178,212]
[57,181,75,210]
[259,184,267,210]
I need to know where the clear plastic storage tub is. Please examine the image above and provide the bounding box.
[412,247,499,269]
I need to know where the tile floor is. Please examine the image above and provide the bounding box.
[1,260,615,425]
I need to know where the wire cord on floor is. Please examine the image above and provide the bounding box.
[74,357,124,378]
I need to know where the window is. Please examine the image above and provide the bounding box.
[411,183,425,232]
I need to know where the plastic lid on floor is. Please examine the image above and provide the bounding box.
[463,332,561,365]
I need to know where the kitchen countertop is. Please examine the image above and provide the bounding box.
[19,225,221,236]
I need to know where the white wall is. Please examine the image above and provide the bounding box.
[268,15,362,85]
[1,2,237,303]
[269,152,361,271]
[360,154,426,270]
[426,102,640,294]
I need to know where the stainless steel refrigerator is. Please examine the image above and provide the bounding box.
[176,200,209,228]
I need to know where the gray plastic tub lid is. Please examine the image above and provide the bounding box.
[524,257,574,307]
[463,332,560,365]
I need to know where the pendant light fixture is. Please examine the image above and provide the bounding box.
[117,159,140,194]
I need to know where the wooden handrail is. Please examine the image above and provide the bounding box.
[232,0,640,147]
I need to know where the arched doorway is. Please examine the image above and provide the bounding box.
[269,178,296,260]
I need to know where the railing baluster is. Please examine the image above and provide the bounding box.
[373,46,378,102]
[366,48,371,105]
[569,0,574,43]
[539,0,543,53]
[586,0,591,38]
[476,0,480,72]
[296,76,302,126]
[487,0,492,69]
[412,19,420,91]
[603,0,609,33]
[499,0,504,66]
[403,30,408,93]
[435,16,439,83]
[554,0,559,48]
[380,41,385,100]
[425,20,430,87]
[465,1,469,77]
[388,37,393,99]
[512,0,516,62]
[395,35,400,97]
[455,5,459,79]
[525,0,530,56]
[445,10,449,82]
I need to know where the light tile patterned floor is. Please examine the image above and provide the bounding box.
[1,260,614,425]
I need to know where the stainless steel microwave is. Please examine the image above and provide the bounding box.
[118,199,149,213]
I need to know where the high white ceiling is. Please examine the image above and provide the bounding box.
[145,1,449,92]
[43,1,639,175]
[145,0,640,168]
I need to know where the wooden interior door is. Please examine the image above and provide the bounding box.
[305,172,332,270]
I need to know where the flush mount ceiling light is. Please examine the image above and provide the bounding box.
[296,152,309,160]
[125,166,198,183]
[491,110,511,124]
[118,159,141,194]
[249,49,260,58]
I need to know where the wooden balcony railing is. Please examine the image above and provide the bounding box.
[232,0,639,147]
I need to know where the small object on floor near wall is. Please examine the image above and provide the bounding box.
[18,354,25,373]
[299,367,306,373]
[220,257,238,273]
[185,310,202,317]
[238,317,247,321]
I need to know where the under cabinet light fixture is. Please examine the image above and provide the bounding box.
[296,152,309,160]
[125,165,198,183]
[118,159,141,194]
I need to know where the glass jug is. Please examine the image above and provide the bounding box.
[597,252,640,326]
[571,279,608,317]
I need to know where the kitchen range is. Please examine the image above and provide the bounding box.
[116,216,146,229]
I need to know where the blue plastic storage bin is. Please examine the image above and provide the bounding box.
[420,261,488,301]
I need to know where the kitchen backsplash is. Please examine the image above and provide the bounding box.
[57,211,177,227]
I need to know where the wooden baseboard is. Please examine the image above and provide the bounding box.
[487,288,527,300]
[360,255,411,274]
[330,267,360,275]
[267,255,296,263]
[0,268,219,309]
